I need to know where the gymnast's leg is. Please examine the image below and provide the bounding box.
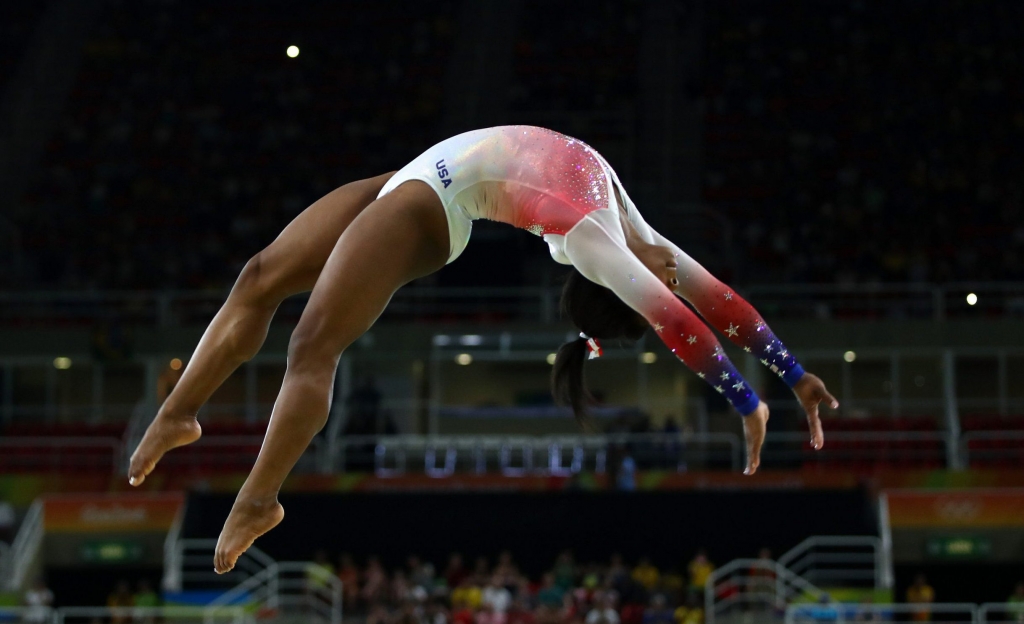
[128,173,394,486]
[213,180,450,573]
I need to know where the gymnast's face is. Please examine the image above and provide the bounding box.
[635,242,680,290]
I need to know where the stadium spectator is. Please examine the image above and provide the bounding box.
[686,550,714,601]
[673,597,703,624]
[446,553,470,589]
[23,578,54,624]
[606,554,629,590]
[482,575,513,615]
[425,599,453,624]
[631,558,659,591]
[585,592,621,624]
[392,570,414,603]
[337,553,361,609]
[362,556,389,604]
[507,597,536,624]
[747,548,775,594]
[133,580,160,624]
[1008,582,1024,624]
[451,586,478,624]
[906,574,935,622]
[641,595,674,624]
[553,551,577,591]
[451,576,484,612]
[537,573,566,610]
[107,580,134,623]
[306,549,335,590]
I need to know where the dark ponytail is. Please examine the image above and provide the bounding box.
[551,269,648,427]
[551,336,592,427]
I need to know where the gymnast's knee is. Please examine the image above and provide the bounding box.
[233,250,287,308]
[286,322,342,377]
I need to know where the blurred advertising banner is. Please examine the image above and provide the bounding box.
[885,489,1024,563]
[43,493,184,533]
[885,489,1024,529]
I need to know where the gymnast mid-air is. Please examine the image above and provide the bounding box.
[128,126,838,573]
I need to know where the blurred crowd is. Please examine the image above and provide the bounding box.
[702,0,1024,284]
[3,0,1023,291]
[7,0,455,290]
[306,550,714,624]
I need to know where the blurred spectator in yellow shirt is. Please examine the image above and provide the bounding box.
[687,550,714,601]
[632,557,660,590]
[452,576,483,610]
[906,574,934,622]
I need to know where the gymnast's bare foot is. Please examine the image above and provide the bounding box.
[214,496,285,574]
[128,413,202,486]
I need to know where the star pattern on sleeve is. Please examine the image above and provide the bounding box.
[719,372,730,380]
[732,381,745,391]
[725,323,739,337]
[652,322,665,332]
[724,292,734,301]
[714,385,724,394]
[743,346,752,352]
[686,335,697,345]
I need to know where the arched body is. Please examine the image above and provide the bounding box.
[129,126,836,573]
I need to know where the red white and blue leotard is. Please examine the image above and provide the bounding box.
[379,126,805,415]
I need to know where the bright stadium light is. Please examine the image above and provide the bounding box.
[459,334,483,346]
[966,293,978,306]
[286,45,300,58]
[53,357,72,370]
[843,351,857,363]
[455,353,473,365]
[640,352,657,364]
[546,353,557,365]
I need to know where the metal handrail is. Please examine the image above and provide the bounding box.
[785,602,981,624]
[0,606,55,624]
[961,431,1024,467]
[0,428,1021,477]
[1,281,1023,325]
[777,536,886,594]
[979,602,1024,624]
[55,606,253,623]
[704,557,830,624]
[5,499,44,591]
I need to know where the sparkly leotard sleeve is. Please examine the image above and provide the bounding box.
[378,126,805,416]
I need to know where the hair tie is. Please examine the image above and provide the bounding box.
[579,332,603,360]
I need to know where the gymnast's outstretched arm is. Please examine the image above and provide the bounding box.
[642,224,837,447]
[562,209,774,473]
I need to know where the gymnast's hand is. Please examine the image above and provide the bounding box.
[742,401,770,476]
[793,372,838,451]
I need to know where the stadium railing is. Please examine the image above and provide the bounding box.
[55,606,253,623]
[980,602,1024,624]
[705,557,830,624]
[785,602,981,623]
[0,429,1018,477]
[170,538,342,624]
[1,281,1022,325]
[776,536,889,593]
[3,498,42,592]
